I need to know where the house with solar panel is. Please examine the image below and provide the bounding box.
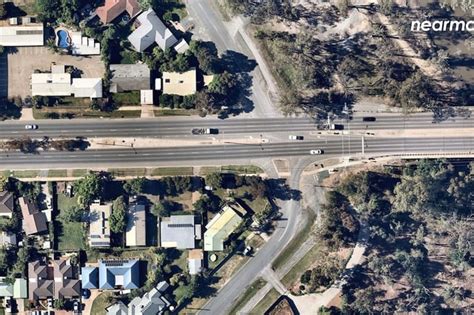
[88,202,112,248]
[158,215,201,249]
[81,259,141,290]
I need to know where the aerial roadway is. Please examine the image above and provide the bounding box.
[1,136,473,169]
[0,112,472,139]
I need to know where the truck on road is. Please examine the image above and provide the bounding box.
[329,124,344,130]
[192,128,219,135]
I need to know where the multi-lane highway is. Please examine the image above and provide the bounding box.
[0,113,472,139]
[1,137,473,169]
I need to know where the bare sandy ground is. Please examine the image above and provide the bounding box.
[7,46,105,99]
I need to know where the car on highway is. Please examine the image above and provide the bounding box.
[310,149,324,155]
[25,124,38,130]
[362,116,376,122]
[289,135,304,140]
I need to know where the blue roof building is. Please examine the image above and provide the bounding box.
[81,266,99,289]
[81,260,140,290]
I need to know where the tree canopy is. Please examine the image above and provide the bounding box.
[75,173,103,207]
[110,196,127,233]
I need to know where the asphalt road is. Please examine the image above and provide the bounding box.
[198,159,306,314]
[186,0,280,118]
[1,136,473,169]
[0,112,473,139]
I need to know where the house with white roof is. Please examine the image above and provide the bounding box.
[128,9,178,52]
[0,17,44,46]
[31,64,102,98]
[70,31,101,55]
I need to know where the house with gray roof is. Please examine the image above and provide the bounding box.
[128,9,178,52]
[28,261,54,301]
[81,266,99,290]
[126,203,146,247]
[109,64,151,93]
[107,281,171,315]
[106,301,128,315]
[0,278,27,298]
[81,259,140,290]
[0,191,14,218]
[20,197,47,235]
[159,215,201,249]
[53,258,81,299]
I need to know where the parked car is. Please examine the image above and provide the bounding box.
[362,116,376,122]
[243,246,253,256]
[73,301,80,313]
[25,124,38,130]
[47,298,53,308]
[310,149,324,155]
[289,135,304,140]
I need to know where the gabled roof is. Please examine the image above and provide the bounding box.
[13,278,27,298]
[128,9,178,52]
[71,78,103,98]
[96,0,141,24]
[204,205,243,251]
[0,283,13,297]
[98,259,140,289]
[20,197,47,235]
[0,191,14,216]
[128,281,170,315]
[53,259,81,299]
[28,261,54,301]
[106,301,128,315]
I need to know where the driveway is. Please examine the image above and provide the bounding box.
[7,46,105,99]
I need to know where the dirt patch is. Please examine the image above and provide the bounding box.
[267,297,295,315]
[272,159,289,174]
[7,46,105,99]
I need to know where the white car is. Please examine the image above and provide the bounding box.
[25,124,38,130]
[310,149,324,155]
[289,135,304,140]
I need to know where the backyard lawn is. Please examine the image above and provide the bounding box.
[90,292,113,315]
[56,194,86,251]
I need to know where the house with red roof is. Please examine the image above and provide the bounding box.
[96,0,141,24]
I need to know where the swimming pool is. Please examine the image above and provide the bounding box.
[57,30,70,48]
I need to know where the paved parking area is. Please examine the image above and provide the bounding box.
[0,53,7,97]
[7,46,105,99]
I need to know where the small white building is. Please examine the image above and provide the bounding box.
[31,64,103,99]
[0,17,44,46]
[140,90,154,105]
[70,31,100,55]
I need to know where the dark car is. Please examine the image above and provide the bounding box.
[362,116,376,122]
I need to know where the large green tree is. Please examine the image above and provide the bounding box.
[75,173,103,207]
[110,196,127,233]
